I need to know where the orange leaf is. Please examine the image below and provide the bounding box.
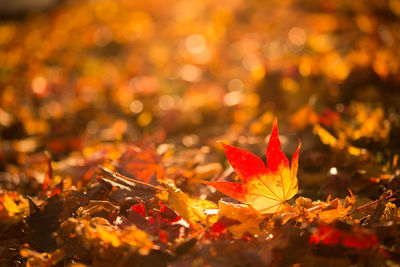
[117,145,165,184]
[203,118,300,214]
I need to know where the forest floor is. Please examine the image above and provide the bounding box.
[1,0,400,266]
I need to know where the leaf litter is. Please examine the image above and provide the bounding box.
[1,0,400,266]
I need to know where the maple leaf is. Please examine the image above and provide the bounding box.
[203,118,300,214]
[117,145,164,185]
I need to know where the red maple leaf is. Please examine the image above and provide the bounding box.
[203,118,300,214]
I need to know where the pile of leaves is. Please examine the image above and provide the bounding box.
[1,0,400,266]
[1,118,400,266]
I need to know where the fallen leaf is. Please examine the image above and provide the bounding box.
[309,223,378,249]
[203,118,301,214]
[98,167,162,205]
[3,194,20,216]
[117,145,165,184]
[293,194,354,224]
[317,198,352,224]
[313,124,362,156]
[166,184,216,225]
[216,200,265,237]
[128,201,188,244]
[381,202,400,223]
[76,217,154,255]
[25,194,64,251]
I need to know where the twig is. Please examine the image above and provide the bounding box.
[348,190,399,216]
[99,166,167,191]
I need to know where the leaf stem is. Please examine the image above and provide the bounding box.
[99,166,167,191]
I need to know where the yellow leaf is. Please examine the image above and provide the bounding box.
[120,226,154,255]
[3,194,20,216]
[313,124,338,147]
[166,184,210,225]
[313,124,362,156]
[217,200,265,237]
[80,217,153,255]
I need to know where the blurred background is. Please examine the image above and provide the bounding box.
[1,0,400,199]
[0,0,60,17]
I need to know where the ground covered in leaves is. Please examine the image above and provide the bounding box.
[1,0,400,266]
